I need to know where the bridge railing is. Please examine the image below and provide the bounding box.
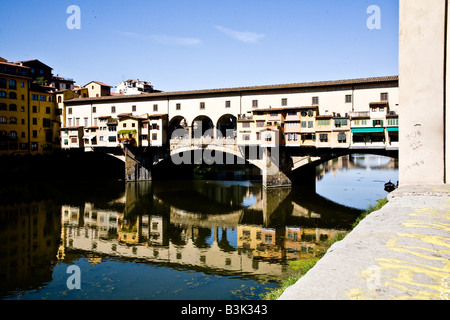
[170,137,238,152]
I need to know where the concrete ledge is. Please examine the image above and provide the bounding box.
[278,184,450,300]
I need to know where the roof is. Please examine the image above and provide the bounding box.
[84,81,112,87]
[18,59,53,70]
[66,75,399,105]
[255,106,318,112]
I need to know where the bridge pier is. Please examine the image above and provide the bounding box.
[262,147,293,188]
[124,146,152,182]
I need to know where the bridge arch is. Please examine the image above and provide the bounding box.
[216,114,237,139]
[192,115,214,139]
[289,148,399,174]
[169,116,189,139]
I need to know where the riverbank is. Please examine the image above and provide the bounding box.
[278,184,450,300]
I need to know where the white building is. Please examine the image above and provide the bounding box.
[63,75,399,150]
[115,79,156,95]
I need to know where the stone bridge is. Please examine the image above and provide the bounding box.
[116,138,398,188]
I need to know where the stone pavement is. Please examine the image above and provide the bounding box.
[279,184,450,300]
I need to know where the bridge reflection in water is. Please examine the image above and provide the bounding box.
[59,180,361,280]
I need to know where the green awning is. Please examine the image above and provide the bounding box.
[386,127,399,132]
[351,128,385,133]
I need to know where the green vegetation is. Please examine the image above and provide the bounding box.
[351,198,388,229]
[118,130,137,136]
[262,198,388,300]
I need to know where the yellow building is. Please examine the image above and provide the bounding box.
[29,83,60,153]
[0,59,31,154]
[0,58,62,155]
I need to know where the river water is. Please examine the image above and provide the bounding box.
[0,154,398,300]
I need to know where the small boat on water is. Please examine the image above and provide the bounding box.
[384,180,398,193]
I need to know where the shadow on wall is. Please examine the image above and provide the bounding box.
[0,150,125,183]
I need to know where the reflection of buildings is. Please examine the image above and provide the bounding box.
[59,181,354,279]
[316,154,399,181]
[0,201,61,297]
[237,225,344,262]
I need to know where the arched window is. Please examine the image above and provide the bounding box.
[9,104,17,111]
[0,116,7,124]
[58,96,62,103]
[0,91,6,98]
[9,92,17,99]
[0,78,6,89]
[9,117,17,124]
[0,103,6,110]
[8,131,17,141]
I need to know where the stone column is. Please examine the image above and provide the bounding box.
[399,0,449,184]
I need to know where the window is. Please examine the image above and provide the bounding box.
[200,102,205,110]
[46,107,51,114]
[242,122,250,128]
[319,134,328,142]
[153,104,158,112]
[8,131,17,141]
[338,133,347,143]
[252,100,258,108]
[9,92,17,99]
[133,105,137,112]
[388,118,398,126]
[9,80,16,89]
[32,118,37,125]
[108,136,116,142]
[31,143,38,151]
[176,103,181,110]
[0,116,6,124]
[318,119,330,126]
[9,104,17,111]
[68,108,72,115]
[335,119,348,127]
[152,133,158,140]
[39,95,46,101]
[43,119,51,128]
[84,118,88,127]
[256,121,265,127]
[373,120,383,127]
[286,121,299,127]
[111,106,116,114]
[345,95,352,103]
[287,110,297,116]
[0,91,6,98]
[242,134,251,141]
[32,94,38,101]
[308,121,314,128]
[32,106,37,113]
[9,117,17,124]
[92,107,96,113]
[282,98,288,106]
[225,100,231,108]
[0,103,6,110]
[0,79,6,88]
[312,96,319,105]
[381,92,389,101]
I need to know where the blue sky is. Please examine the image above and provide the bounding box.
[0,0,399,92]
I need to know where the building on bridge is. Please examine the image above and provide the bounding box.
[62,76,399,152]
